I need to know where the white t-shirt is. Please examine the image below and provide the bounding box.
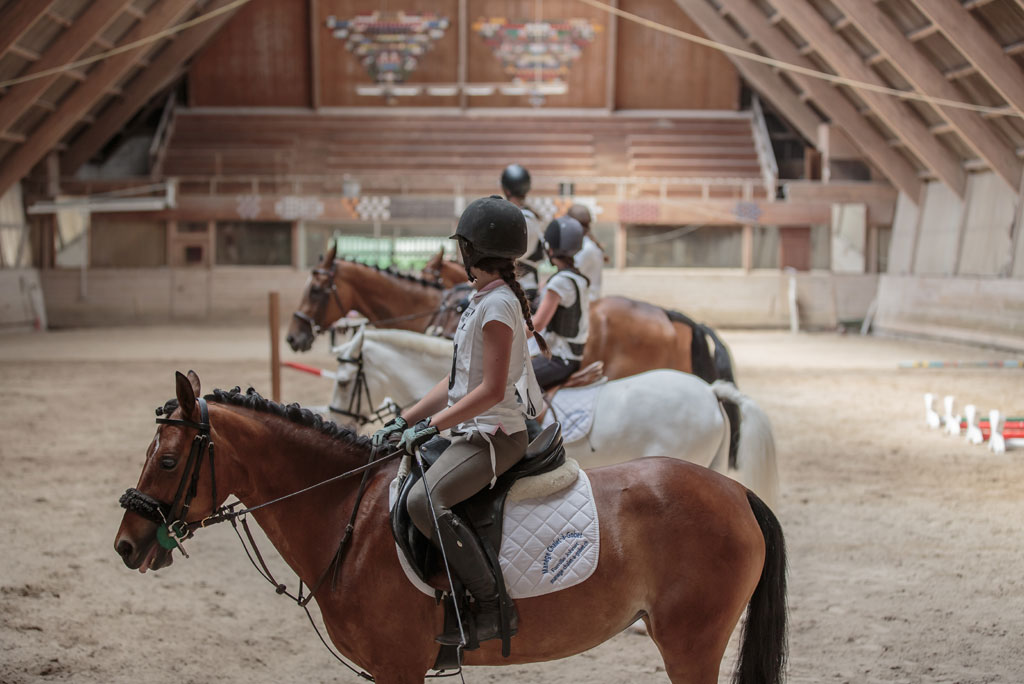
[538,270,590,361]
[574,236,604,302]
[448,281,540,435]
[518,207,545,291]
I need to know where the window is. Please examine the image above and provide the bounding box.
[215,221,292,265]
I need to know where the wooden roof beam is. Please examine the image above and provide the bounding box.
[768,0,966,196]
[7,44,42,62]
[909,0,1024,119]
[0,0,199,197]
[0,2,56,60]
[674,0,823,146]
[0,0,134,138]
[713,0,923,199]
[832,0,1021,190]
[63,0,243,173]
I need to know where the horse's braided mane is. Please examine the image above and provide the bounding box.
[335,256,443,290]
[160,387,371,450]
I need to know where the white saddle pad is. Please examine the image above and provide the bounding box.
[541,380,606,443]
[388,461,600,600]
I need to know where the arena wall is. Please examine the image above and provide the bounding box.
[39,268,308,328]
[874,275,1024,351]
[603,269,877,329]
[0,268,45,331]
[876,173,1024,350]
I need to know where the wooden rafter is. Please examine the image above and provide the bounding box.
[0,2,56,61]
[711,0,923,200]
[676,0,822,145]
[63,0,243,173]
[831,0,1021,191]
[0,0,134,138]
[0,0,199,198]
[909,0,1024,120]
[769,0,966,196]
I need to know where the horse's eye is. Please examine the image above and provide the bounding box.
[160,457,177,470]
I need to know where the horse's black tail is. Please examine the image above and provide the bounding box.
[699,323,736,386]
[734,490,788,684]
[661,309,736,386]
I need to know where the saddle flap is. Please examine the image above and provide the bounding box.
[526,423,561,459]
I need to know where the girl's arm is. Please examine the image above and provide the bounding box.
[399,376,450,425]
[531,290,562,332]
[427,320,513,432]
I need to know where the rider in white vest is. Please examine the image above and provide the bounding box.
[501,164,544,307]
[568,204,606,303]
[371,195,543,646]
[531,216,591,390]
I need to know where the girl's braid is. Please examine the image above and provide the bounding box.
[490,259,550,359]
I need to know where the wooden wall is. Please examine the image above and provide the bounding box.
[189,0,311,107]
[188,0,738,110]
[614,0,738,110]
[317,0,459,108]
[465,0,610,108]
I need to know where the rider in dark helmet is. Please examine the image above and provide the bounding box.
[530,216,591,390]
[500,164,544,306]
[371,195,544,646]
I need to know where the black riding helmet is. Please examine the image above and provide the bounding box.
[500,164,531,198]
[450,195,527,278]
[544,215,584,258]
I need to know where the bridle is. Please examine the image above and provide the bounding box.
[119,398,218,556]
[116,399,431,681]
[292,263,347,338]
[329,353,400,426]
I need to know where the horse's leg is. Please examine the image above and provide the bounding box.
[644,606,738,684]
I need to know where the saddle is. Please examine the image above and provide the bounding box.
[536,361,605,424]
[390,423,565,663]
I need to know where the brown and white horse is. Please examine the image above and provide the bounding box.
[115,371,787,684]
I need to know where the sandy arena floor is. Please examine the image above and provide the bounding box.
[1,325,1022,683]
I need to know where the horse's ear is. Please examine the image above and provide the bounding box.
[175,371,197,416]
[186,369,201,398]
[351,325,365,355]
[325,241,337,264]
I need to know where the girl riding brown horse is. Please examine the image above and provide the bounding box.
[115,370,787,684]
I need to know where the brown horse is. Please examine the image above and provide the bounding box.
[421,252,734,383]
[115,372,787,684]
[286,244,446,352]
[422,248,468,289]
[290,247,733,385]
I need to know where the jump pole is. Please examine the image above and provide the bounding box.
[269,291,281,403]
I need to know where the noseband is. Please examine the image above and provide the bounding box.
[292,265,347,337]
[119,398,218,556]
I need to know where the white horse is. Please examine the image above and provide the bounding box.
[327,326,779,508]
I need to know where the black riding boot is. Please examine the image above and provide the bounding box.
[432,511,517,646]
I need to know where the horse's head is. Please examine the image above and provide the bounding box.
[420,248,468,290]
[114,370,220,573]
[287,244,349,352]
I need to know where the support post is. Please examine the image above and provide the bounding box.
[615,223,626,270]
[742,224,754,272]
[269,291,281,402]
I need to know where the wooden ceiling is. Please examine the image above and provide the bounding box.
[679,0,1024,199]
[0,0,241,197]
[1,0,1023,204]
